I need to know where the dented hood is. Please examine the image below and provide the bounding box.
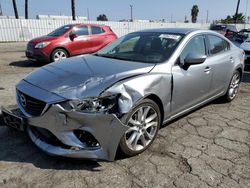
[23,55,155,99]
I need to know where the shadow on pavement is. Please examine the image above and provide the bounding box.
[9,60,45,68]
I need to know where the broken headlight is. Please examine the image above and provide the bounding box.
[61,95,118,113]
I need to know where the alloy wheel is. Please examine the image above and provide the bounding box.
[125,105,159,151]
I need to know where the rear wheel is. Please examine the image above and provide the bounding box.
[51,48,68,62]
[222,70,241,102]
[119,99,161,156]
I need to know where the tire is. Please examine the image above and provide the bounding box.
[119,99,161,156]
[51,48,68,62]
[222,70,241,102]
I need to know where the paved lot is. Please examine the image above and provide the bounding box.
[0,42,250,188]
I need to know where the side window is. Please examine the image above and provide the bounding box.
[208,35,230,55]
[73,26,89,36]
[91,26,105,35]
[180,35,206,62]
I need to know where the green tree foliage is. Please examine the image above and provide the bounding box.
[191,5,199,23]
[97,14,108,21]
[220,13,245,24]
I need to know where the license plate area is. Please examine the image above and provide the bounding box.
[2,109,25,131]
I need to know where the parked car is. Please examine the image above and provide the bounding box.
[226,29,250,66]
[210,24,237,36]
[2,28,244,161]
[26,24,117,62]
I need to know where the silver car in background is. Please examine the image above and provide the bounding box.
[2,28,245,161]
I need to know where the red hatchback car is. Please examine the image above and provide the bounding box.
[26,24,117,62]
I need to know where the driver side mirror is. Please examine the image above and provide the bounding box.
[69,33,78,41]
[182,53,207,66]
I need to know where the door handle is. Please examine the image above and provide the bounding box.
[204,66,211,73]
[229,57,234,63]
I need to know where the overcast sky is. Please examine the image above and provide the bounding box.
[0,0,249,22]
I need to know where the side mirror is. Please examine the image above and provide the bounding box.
[69,33,78,41]
[184,53,207,66]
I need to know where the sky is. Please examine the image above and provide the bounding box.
[0,0,249,22]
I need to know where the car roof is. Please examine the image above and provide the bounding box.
[134,28,200,35]
[68,23,108,27]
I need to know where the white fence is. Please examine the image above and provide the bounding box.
[0,19,249,42]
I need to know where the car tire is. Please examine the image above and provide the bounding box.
[119,99,161,156]
[222,70,241,102]
[51,48,68,62]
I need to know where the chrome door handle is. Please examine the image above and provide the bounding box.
[229,57,234,63]
[204,66,211,73]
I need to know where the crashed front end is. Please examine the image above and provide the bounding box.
[2,80,129,161]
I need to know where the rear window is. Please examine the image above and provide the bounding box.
[91,26,105,35]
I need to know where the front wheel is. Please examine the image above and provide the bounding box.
[119,99,161,156]
[51,48,68,62]
[222,70,241,102]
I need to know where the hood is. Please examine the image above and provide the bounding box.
[29,35,58,44]
[240,41,250,51]
[23,55,155,99]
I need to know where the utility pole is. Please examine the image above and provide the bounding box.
[12,0,19,19]
[130,5,133,22]
[206,10,209,23]
[87,8,90,20]
[25,0,28,19]
[234,0,241,24]
[0,1,3,16]
[71,0,76,20]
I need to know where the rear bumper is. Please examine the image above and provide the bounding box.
[1,105,128,161]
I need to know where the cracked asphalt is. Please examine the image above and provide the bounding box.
[0,42,250,188]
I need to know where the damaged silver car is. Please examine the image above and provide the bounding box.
[2,28,245,161]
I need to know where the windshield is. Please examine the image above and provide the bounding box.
[96,32,184,63]
[48,25,72,36]
[210,25,227,31]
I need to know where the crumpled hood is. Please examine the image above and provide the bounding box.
[23,55,155,99]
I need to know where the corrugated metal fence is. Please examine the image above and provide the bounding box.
[0,19,249,42]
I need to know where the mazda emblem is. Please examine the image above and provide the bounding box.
[20,94,27,107]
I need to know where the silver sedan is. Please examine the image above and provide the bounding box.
[2,28,245,161]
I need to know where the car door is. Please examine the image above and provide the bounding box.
[68,25,92,55]
[89,26,107,52]
[171,35,212,115]
[206,34,234,96]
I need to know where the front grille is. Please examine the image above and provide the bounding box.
[17,90,46,116]
[27,42,34,51]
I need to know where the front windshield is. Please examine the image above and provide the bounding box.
[96,32,184,63]
[48,25,72,36]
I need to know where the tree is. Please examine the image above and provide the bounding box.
[97,14,108,21]
[71,0,76,20]
[12,0,19,19]
[25,0,28,19]
[191,5,199,23]
[220,13,245,24]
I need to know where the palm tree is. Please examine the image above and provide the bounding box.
[25,0,28,19]
[12,0,19,19]
[71,0,76,20]
[191,5,199,23]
